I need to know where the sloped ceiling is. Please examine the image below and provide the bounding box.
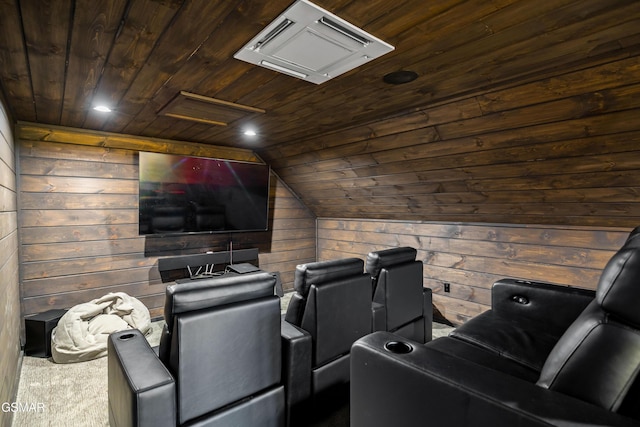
[1,0,640,226]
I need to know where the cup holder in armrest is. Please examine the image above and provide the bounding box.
[118,333,136,341]
[384,341,413,354]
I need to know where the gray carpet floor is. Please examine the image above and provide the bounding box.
[11,321,165,427]
[11,294,454,427]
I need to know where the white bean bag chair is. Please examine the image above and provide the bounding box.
[51,292,151,363]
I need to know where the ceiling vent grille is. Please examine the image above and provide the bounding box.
[158,91,265,126]
[255,19,295,51]
[234,0,394,84]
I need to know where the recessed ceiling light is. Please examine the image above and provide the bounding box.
[244,129,257,136]
[93,105,112,113]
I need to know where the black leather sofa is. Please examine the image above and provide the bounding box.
[351,227,640,426]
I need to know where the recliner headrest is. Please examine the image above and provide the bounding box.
[164,272,276,330]
[365,247,417,277]
[596,246,640,326]
[294,258,365,296]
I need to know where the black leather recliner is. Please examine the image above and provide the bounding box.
[108,272,285,427]
[281,258,372,425]
[351,227,640,426]
[366,247,433,343]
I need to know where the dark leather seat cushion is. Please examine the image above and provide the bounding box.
[450,311,561,372]
[428,336,540,383]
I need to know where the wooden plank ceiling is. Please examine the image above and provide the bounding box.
[1,0,640,226]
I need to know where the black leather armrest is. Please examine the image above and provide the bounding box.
[422,287,433,342]
[351,332,640,427]
[108,329,176,427]
[351,332,639,427]
[281,319,312,426]
[372,302,386,332]
[491,279,595,334]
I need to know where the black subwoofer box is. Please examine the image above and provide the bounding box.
[24,309,67,357]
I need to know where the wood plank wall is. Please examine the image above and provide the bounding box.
[264,54,640,328]
[17,123,316,319]
[266,55,640,228]
[317,219,630,326]
[0,95,20,427]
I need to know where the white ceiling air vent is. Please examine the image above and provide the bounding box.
[234,0,394,84]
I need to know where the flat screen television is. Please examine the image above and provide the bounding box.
[138,152,270,235]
